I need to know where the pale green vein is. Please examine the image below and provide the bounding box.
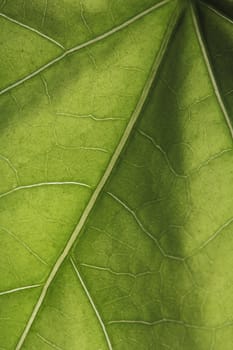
[41,0,48,28]
[70,258,112,350]
[80,0,92,35]
[190,148,232,174]
[0,0,173,96]
[0,181,91,200]
[190,1,233,138]
[15,8,181,348]
[55,111,126,122]
[137,129,187,178]
[56,144,109,154]
[36,333,63,350]
[106,191,165,254]
[0,154,19,183]
[108,319,233,330]
[186,216,233,259]
[107,318,212,330]
[0,12,65,50]
[0,225,48,265]
[200,1,233,26]
[106,191,183,261]
[0,284,42,297]
[80,262,153,278]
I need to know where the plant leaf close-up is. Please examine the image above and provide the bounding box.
[0,0,233,349]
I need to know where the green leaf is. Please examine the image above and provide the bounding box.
[0,0,232,349]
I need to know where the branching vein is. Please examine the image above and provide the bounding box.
[0,284,42,297]
[190,2,233,139]
[0,0,172,96]
[0,12,64,49]
[70,258,113,350]
[0,181,91,200]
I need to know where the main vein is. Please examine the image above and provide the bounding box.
[15,4,181,349]
[0,0,171,96]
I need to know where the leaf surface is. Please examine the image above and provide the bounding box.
[0,0,233,349]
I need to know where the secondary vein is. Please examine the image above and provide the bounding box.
[0,284,42,297]
[200,1,233,26]
[0,181,91,200]
[0,12,65,50]
[190,1,233,139]
[70,258,113,350]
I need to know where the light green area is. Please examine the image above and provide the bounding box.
[0,0,232,349]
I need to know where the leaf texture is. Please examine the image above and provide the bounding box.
[0,0,233,349]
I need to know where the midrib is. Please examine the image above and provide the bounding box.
[15,3,181,349]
